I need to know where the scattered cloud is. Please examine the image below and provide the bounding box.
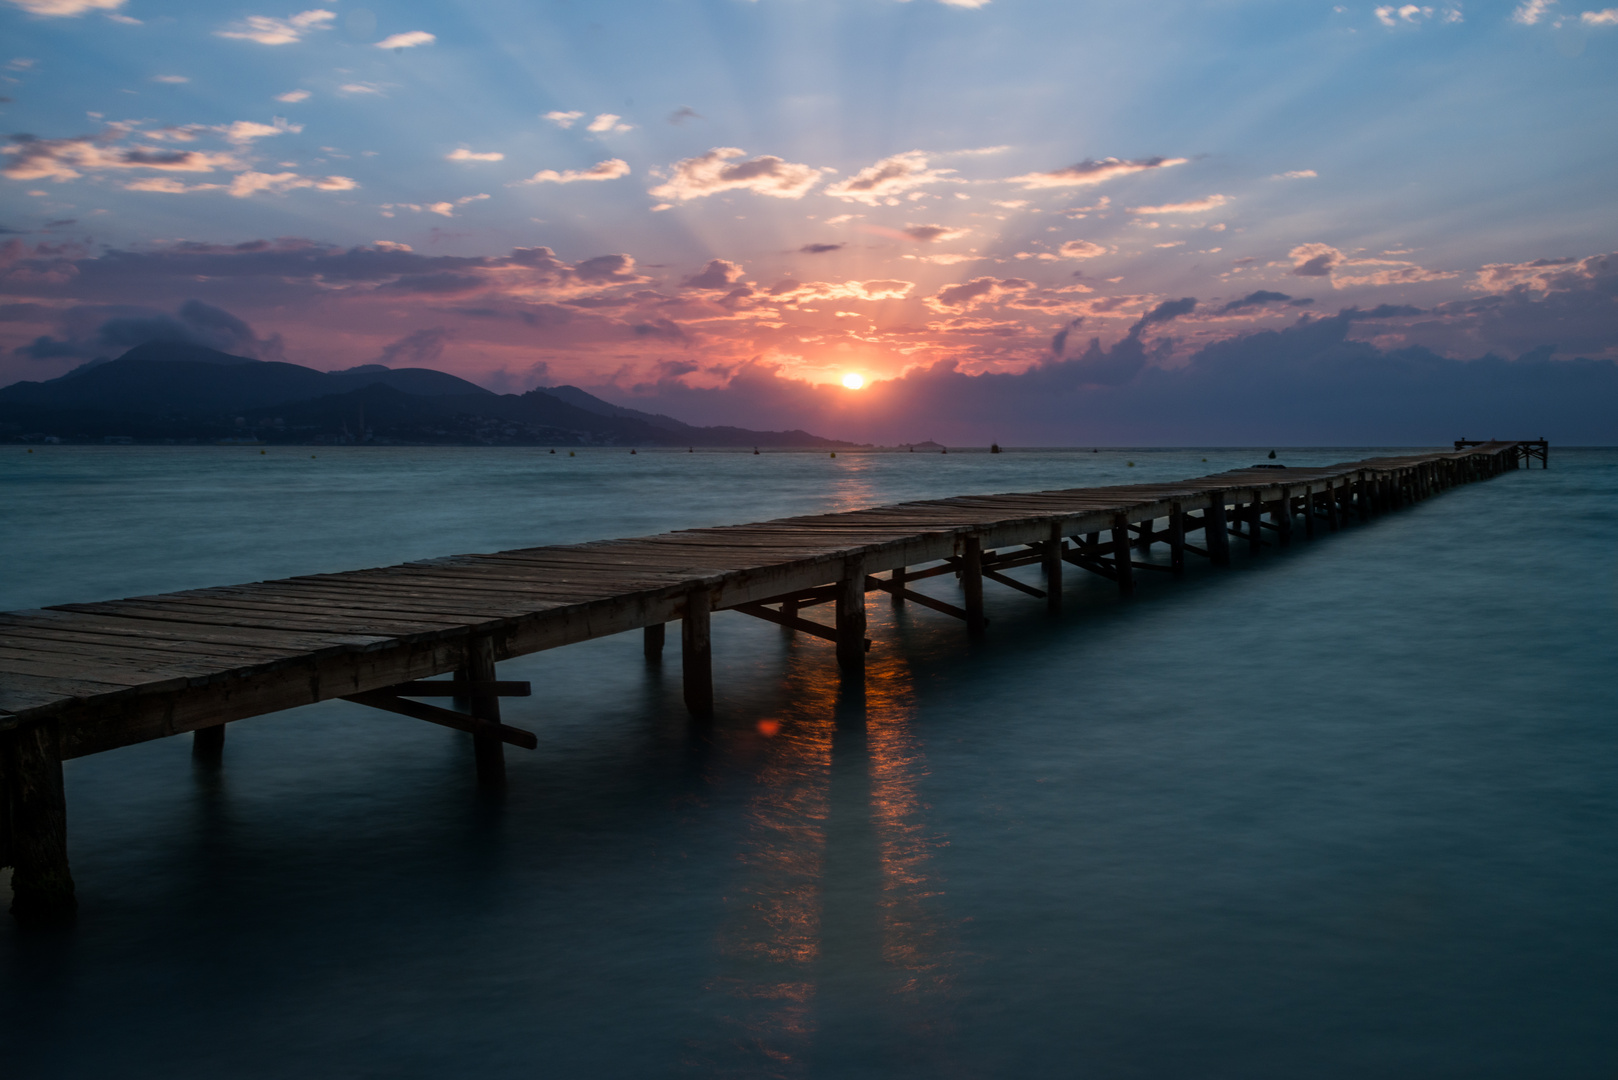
[2,131,244,182]
[375,31,434,49]
[276,89,311,103]
[1376,4,1462,24]
[825,151,954,205]
[216,9,335,46]
[543,111,584,129]
[123,177,224,194]
[447,148,504,162]
[799,243,844,254]
[1582,7,1618,22]
[901,223,969,243]
[936,0,992,7]
[229,171,357,197]
[1129,194,1231,215]
[648,147,821,202]
[6,0,125,14]
[668,107,702,125]
[586,113,633,134]
[1272,169,1317,180]
[380,192,486,216]
[520,158,630,184]
[338,83,383,95]
[1216,290,1311,313]
[1289,242,1344,277]
[1009,156,1187,190]
[925,276,1034,312]
[682,259,744,290]
[1057,240,1109,259]
[1512,0,1553,23]
[152,75,190,84]
[219,118,302,146]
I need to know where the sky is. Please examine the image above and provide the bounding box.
[2,0,1615,443]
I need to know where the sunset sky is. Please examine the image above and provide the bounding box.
[3,0,1615,442]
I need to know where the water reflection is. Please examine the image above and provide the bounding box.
[690,623,958,1075]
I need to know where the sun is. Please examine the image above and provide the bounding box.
[841,373,865,390]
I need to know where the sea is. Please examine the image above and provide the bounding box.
[1,445,1615,1079]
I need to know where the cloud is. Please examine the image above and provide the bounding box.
[586,113,632,134]
[338,83,382,95]
[375,326,450,366]
[668,107,702,125]
[520,158,630,184]
[216,9,335,45]
[1513,0,1554,22]
[1217,290,1311,313]
[2,132,244,182]
[276,90,311,103]
[1376,4,1461,24]
[648,147,821,202]
[771,279,915,304]
[901,223,969,243]
[682,259,744,290]
[13,299,282,361]
[1129,194,1231,215]
[573,253,644,284]
[1009,156,1187,190]
[925,276,1033,312]
[1272,169,1317,180]
[376,31,434,49]
[448,148,504,162]
[123,178,224,193]
[219,118,302,146]
[1582,7,1618,22]
[936,0,992,7]
[6,0,125,14]
[543,111,584,129]
[824,151,954,206]
[1289,243,1344,277]
[1474,254,1606,293]
[1057,239,1109,259]
[229,171,357,197]
[152,75,189,84]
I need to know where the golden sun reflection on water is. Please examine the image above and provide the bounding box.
[692,619,958,1074]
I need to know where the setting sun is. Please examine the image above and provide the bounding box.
[841,373,865,390]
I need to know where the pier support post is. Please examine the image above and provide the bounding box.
[1168,505,1186,576]
[1044,522,1064,613]
[1112,515,1135,595]
[643,622,665,663]
[836,556,867,672]
[192,722,225,759]
[1324,483,1340,531]
[466,635,505,790]
[1205,492,1231,566]
[2,721,75,920]
[1247,496,1263,554]
[682,587,714,717]
[1303,491,1316,539]
[1273,488,1292,546]
[962,535,986,638]
[890,565,906,606]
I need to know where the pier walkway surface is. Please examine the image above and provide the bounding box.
[0,440,1545,919]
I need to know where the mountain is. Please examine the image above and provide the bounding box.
[0,342,849,447]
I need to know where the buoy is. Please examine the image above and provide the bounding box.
[569,451,576,457]
[311,455,316,459]
[830,452,836,458]
[550,449,555,454]
[1268,449,1277,459]
[753,447,759,455]
[1127,461,1135,467]
[990,443,1001,454]
[941,448,947,454]
[688,447,693,453]
[260,450,266,455]
[630,449,637,455]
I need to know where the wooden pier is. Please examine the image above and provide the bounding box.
[0,442,1537,919]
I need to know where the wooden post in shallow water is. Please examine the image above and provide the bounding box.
[890,565,906,607]
[962,535,986,638]
[466,635,505,790]
[1043,522,1064,613]
[682,587,714,717]
[1,721,75,920]
[1246,495,1263,554]
[643,622,665,663]
[1205,492,1231,566]
[836,556,867,673]
[193,721,225,759]
[1168,505,1186,575]
[1111,515,1135,595]
[1273,488,1292,546]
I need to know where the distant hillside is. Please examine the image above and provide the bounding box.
[0,343,849,447]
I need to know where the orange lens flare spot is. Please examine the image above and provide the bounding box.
[841,373,864,389]
[756,718,782,737]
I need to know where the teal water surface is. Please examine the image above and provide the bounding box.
[1,446,1615,1078]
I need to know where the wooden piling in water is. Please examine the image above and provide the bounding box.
[1205,491,1231,565]
[836,556,867,672]
[1169,505,1186,576]
[1,721,75,920]
[1112,515,1135,594]
[192,720,225,759]
[962,535,986,637]
[466,635,505,789]
[682,588,713,717]
[643,622,665,663]
[1043,522,1064,613]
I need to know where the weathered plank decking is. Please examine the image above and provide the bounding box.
[0,441,1541,918]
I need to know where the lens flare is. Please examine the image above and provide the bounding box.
[842,373,864,389]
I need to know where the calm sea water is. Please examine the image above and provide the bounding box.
[2,445,1615,1078]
